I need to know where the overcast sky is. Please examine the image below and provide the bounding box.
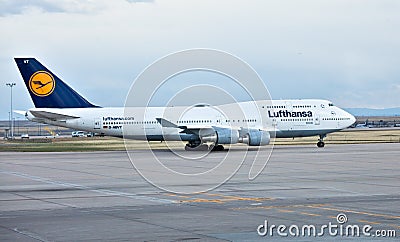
[1,0,399,119]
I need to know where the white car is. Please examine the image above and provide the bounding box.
[21,134,29,139]
[72,131,85,137]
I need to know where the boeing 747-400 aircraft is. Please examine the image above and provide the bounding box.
[14,58,355,150]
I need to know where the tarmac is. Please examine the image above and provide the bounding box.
[0,143,399,241]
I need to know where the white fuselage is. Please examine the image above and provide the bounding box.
[26,99,355,142]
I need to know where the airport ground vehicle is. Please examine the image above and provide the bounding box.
[21,134,29,139]
[71,131,85,137]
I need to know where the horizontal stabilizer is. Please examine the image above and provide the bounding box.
[13,110,27,116]
[30,110,79,121]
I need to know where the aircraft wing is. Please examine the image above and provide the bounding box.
[29,110,80,121]
[156,118,215,136]
[155,118,180,128]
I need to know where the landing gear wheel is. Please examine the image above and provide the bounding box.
[185,143,209,151]
[212,144,225,151]
[317,134,326,148]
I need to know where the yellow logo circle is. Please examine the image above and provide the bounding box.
[29,71,55,97]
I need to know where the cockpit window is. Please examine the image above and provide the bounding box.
[328,103,334,106]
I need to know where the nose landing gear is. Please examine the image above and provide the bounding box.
[317,134,326,148]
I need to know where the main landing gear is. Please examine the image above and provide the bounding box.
[212,144,225,151]
[317,134,326,148]
[184,141,225,151]
[184,141,208,151]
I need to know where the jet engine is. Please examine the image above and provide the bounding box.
[200,127,239,144]
[239,129,270,146]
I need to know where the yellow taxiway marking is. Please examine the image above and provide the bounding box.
[298,212,321,217]
[388,224,400,229]
[232,203,396,226]
[232,204,323,217]
[180,198,225,204]
[166,194,191,198]
[304,205,400,220]
[231,204,327,211]
[207,193,275,201]
[172,193,275,204]
[358,220,381,225]
[278,209,295,213]
[232,206,275,210]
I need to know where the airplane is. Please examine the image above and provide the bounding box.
[14,57,356,150]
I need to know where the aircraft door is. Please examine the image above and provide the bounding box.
[285,101,293,111]
[94,118,101,129]
[216,113,230,127]
[272,118,277,127]
[314,114,320,125]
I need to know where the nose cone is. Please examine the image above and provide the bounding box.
[350,114,356,125]
[348,112,356,127]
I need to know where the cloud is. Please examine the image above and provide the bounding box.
[126,0,154,2]
[0,0,153,16]
[0,0,399,119]
[0,0,62,16]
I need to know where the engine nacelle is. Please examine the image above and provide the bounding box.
[200,127,239,144]
[240,129,270,146]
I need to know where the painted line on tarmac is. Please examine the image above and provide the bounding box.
[0,170,175,204]
[298,211,321,217]
[171,193,276,204]
[304,204,400,220]
[358,219,381,225]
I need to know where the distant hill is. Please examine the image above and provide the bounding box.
[344,107,400,117]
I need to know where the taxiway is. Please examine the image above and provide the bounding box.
[0,143,399,241]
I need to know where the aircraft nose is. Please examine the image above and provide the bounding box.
[349,113,356,126]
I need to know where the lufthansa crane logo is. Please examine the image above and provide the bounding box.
[29,71,55,97]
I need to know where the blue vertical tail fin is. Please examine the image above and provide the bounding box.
[15,58,98,108]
